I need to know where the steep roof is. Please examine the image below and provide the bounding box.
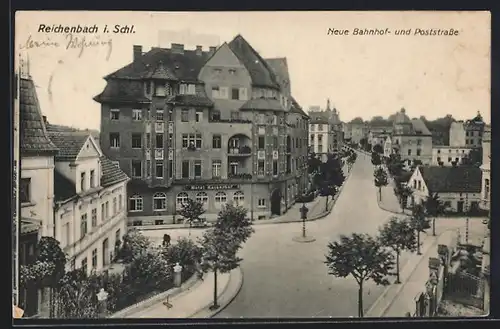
[290,97,308,118]
[265,57,290,95]
[19,77,59,155]
[411,118,432,135]
[309,111,330,124]
[100,156,129,187]
[46,126,91,161]
[94,79,151,104]
[240,98,285,112]
[104,47,212,81]
[166,92,214,107]
[54,170,77,202]
[419,166,482,194]
[228,35,280,89]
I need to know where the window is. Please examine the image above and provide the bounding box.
[444,201,451,207]
[239,88,248,100]
[418,181,421,190]
[90,170,96,188]
[258,160,265,176]
[132,133,142,149]
[272,115,278,125]
[310,135,314,144]
[80,213,88,239]
[258,198,266,208]
[182,134,189,148]
[231,88,239,100]
[156,109,164,122]
[167,110,173,122]
[176,192,189,209]
[212,160,221,178]
[229,69,236,75]
[181,109,189,122]
[119,194,123,210]
[187,84,196,95]
[215,192,227,208]
[131,160,142,178]
[92,249,97,268]
[132,109,142,121]
[182,134,202,149]
[211,110,221,121]
[211,86,220,98]
[155,133,164,149]
[182,160,190,178]
[233,191,244,205]
[20,178,30,203]
[156,161,164,178]
[416,149,421,156]
[168,160,173,178]
[129,195,143,212]
[196,110,203,122]
[91,208,97,227]
[318,145,323,153]
[194,160,202,178]
[110,109,120,120]
[146,160,151,177]
[408,149,412,156]
[258,136,265,149]
[196,192,208,208]
[273,160,278,176]
[413,180,417,189]
[437,149,441,154]
[214,68,222,75]
[116,229,121,243]
[417,139,422,146]
[155,83,166,96]
[272,136,278,148]
[80,172,86,191]
[146,109,151,120]
[168,133,173,147]
[318,135,323,143]
[81,258,88,275]
[153,193,167,211]
[110,133,120,148]
[113,197,117,216]
[212,135,222,149]
[105,201,109,219]
[485,179,490,199]
[101,203,105,222]
[219,87,229,99]
[318,124,323,131]
[195,134,202,148]
[229,162,239,175]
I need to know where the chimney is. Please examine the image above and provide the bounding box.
[209,46,217,56]
[133,45,143,62]
[171,43,184,54]
[195,45,203,56]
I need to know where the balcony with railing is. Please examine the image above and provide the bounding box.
[228,134,252,156]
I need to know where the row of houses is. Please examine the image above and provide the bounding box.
[18,69,130,317]
[307,99,344,161]
[405,125,491,213]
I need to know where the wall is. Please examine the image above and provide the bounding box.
[449,122,465,147]
[432,147,472,166]
[480,136,490,210]
[394,135,432,165]
[21,155,55,237]
[57,180,128,275]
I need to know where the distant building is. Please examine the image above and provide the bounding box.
[383,136,392,157]
[407,166,482,213]
[464,111,486,148]
[368,129,391,152]
[449,121,466,147]
[46,124,129,276]
[308,99,344,161]
[431,146,473,166]
[480,125,491,211]
[348,122,368,144]
[391,108,433,166]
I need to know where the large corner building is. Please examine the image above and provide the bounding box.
[95,35,310,225]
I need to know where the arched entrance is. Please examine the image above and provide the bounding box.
[270,188,282,216]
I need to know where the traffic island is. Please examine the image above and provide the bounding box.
[292,236,316,243]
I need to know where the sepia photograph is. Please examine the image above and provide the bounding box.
[13,10,490,320]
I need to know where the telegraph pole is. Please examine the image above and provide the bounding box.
[465,170,470,245]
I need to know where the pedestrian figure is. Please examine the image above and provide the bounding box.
[163,295,173,309]
[162,234,171,248]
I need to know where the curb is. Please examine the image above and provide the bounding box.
[109,272,200,318]
[365,234,439,317]
[189,267,244,318]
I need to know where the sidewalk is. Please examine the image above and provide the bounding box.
[365,233,439,317]
[121,268,243,318]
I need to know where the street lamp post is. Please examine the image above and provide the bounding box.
[292,193,316,243]
[96,288,109,318]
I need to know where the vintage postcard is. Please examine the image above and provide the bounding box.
[13,11,490,320]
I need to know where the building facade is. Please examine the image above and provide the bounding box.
[383,136,392,157]
[480,125,490,211]
[431,146,473,166]
[391,108,433,166]
[308,99,344,160]
[349,123,368,144]
[95,35,309,225]
[449,121,466,147]
[46,125,129,275]
[408,166,482,213]
[464,112,486,148]
[19,74,59,318]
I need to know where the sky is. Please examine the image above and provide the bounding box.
[16,11,491,130]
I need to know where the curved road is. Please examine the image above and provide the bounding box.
[214,151,395,318]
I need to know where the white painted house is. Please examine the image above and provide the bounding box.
[480,126,491,211]
[407,165,482,213]
[47,125,130,275]
[431,146,473,166]
[383,136,392,158]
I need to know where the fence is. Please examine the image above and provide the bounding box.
[444,271,484,310]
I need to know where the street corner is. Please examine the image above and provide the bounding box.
[191,267,244,318]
